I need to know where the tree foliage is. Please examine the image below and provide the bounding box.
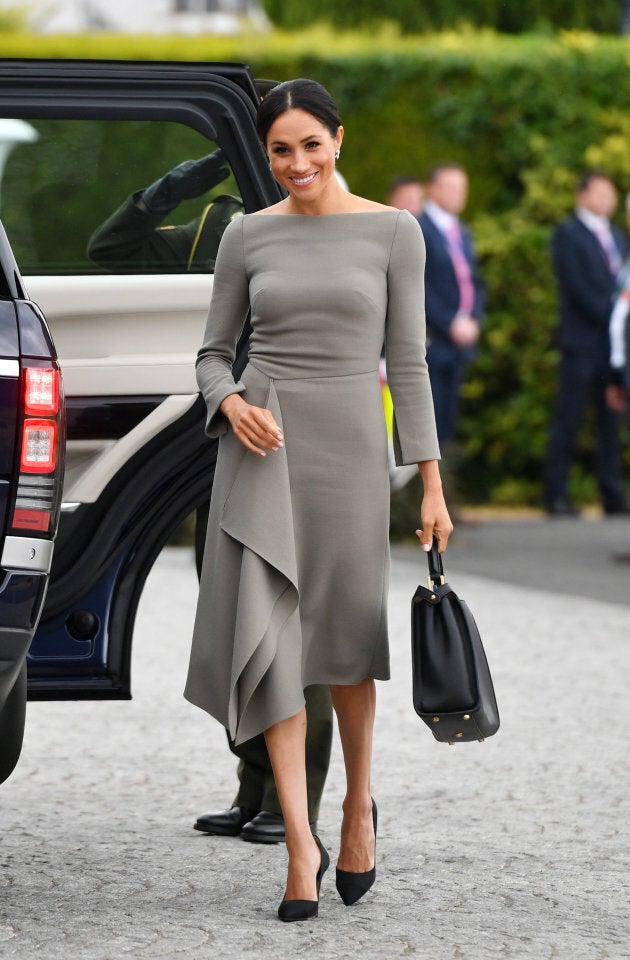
[0,4,31,32]
[260,0,622,34]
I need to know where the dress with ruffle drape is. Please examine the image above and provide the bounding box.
[184,209,439,744]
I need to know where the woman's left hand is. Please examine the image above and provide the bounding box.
[416,490,453,554]
[415,460,454,553]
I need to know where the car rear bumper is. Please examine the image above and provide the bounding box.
[1,536,54,574]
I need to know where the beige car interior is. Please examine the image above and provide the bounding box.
[25,274,212,506]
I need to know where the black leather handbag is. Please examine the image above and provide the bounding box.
[411,539,500,744]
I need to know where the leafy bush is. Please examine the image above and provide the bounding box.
[0,4,30,32]
[260,1,621,35]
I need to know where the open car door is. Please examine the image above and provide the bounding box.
[0,58,282,781]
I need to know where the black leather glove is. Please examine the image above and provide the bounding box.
[141,149,230,215]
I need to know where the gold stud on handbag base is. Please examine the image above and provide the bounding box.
[438,715,485,744]
[449,718,473,744]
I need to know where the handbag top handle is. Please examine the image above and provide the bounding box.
[427,535,445,588]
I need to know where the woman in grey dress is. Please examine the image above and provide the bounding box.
[185,79,453,921]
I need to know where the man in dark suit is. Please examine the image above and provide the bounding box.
[544,171,629,516]
[418,164,485,446]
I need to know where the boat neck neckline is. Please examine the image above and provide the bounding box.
[249,209,403,219]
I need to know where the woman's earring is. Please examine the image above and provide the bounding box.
[335,149,341,160]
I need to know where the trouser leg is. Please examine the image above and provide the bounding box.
[228,728,273,812]
[543,355,589,505]
[299,684,333,823]
[428,360,464,446]
[593,371,627,509]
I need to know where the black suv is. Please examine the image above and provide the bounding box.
[0,58,282,783]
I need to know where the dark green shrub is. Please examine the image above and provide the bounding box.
[260,1,621,34]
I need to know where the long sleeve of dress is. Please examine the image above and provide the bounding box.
[385,211,441,465]
[195,215,250,437]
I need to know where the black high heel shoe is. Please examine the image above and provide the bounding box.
[335,798,377,906]
[277,835,330,922]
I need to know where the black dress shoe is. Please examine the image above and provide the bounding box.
[240,810,318,844]
[194,805,258,836]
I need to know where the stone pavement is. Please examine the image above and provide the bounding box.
[1,531,629,960]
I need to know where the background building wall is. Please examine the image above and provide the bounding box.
[18,0,268,34]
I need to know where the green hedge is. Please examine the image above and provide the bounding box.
[3,28,630,505]
[261,0,622,34]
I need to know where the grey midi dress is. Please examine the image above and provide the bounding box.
[184,209,440,744]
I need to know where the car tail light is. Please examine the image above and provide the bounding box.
[24,367,59,415]
[20,419,57,473]
[10,363,63,535]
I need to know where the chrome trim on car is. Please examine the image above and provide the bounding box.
[1,536,54,573]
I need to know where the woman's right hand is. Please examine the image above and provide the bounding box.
[220,393,284,457]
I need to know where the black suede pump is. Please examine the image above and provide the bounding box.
[335,799,377,906]
[277,835,330,922]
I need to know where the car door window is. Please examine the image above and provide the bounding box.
[0,115,248,510]
[0,117,243,276]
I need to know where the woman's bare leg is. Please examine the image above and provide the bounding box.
[330,679,376,872]
[265,708,321,900]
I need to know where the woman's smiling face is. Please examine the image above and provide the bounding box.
[266,108,343,207]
